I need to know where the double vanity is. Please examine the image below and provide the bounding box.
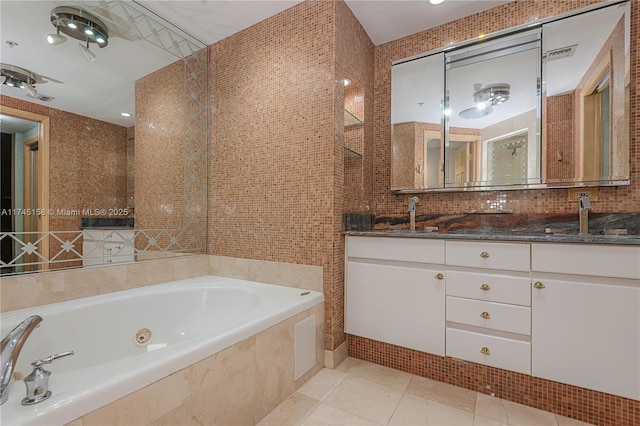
[345,232,640,401]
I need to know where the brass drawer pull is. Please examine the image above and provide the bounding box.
[480,251,490,258]
[480,283,490,291]
[481,347,490,355]
[533,282,545,289]
[435,273,444,280]
[480,311,490,319]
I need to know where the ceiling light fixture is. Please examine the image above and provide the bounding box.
[430,0,446,5]
[46,27,67,46]
[1,63,37,96]
[459,105,493,119]
[49,6,109,60]
[79,41,96,62]
[473,83,510,106]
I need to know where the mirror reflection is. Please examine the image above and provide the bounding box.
[390,1,630,193]
[542,2,630,185]
[445,31,541,188]
[0,0,208,275]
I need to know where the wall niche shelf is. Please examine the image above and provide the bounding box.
[344,146,363,158]
[344,108,363,126]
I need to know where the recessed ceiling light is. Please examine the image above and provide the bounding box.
[120,112,131,117]
[430,0,446,5]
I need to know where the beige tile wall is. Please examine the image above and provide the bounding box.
[65,302,324,426]
[0,255,209,312]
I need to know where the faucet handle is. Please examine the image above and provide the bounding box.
[22,351,74,405]
[30,351,74,367]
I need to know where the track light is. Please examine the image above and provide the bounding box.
[46,27,67,46]
[79,41,96,62]
[22,83,38,97]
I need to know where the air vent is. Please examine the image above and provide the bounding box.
[26,92,54,102]
[543,44,578,62]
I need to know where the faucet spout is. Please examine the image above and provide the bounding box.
[1,315,42,405]
[579,194,592,235]
[407,196,419,231]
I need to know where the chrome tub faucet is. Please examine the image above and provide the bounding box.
[1,315,42,405]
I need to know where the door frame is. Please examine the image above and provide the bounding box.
[1,105,50,268]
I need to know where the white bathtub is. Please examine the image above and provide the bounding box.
[0,275,324,425]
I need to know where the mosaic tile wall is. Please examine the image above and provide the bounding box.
[373,0,639,215]
[1,95,129,269]
[208,0,373,351]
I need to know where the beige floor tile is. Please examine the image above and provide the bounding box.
[407,375,477,413]
[349,360,413,391]
[475,393,508,423]
[500,399,558,426]
[473,415,510,425]
[556,414,594,426]
[258,392,321,426]
[300,403,379,426]
[324,376,404,425]
[388,393,474,425]
[335,356,364,374]
[298,368,348,401]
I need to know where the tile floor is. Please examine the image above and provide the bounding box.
[259,357,593,426]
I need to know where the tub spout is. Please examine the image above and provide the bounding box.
[1,315,42,405]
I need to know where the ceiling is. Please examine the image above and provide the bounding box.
[5,0,621,132]
[140,0,513,47]
[0,1,514,129]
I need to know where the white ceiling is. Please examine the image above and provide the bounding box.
[0,1,625,131]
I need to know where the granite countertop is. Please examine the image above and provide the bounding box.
[344,230,640,245]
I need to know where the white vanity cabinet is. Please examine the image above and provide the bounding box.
[82,229,135,266]
[445,241,532,374]
[531,243,640,400]
[345,236,446,355]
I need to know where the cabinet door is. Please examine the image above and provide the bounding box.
[345,261,445,356]
[531,276,640,400]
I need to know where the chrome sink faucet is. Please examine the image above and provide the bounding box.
[579,194,593,235]
[1,315,42,405]
[407,196,419,231]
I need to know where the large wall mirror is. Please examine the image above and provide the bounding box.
[391,1,630,193]
[0,0,208,275]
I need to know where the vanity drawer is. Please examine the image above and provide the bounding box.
[446,270,530,306]
[347,236,445,264]
[532,243,640,279]
[446,297,531,335]
[446,241,530,271]
[446,327,531,375]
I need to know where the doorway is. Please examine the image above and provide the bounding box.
[0,107,50,273]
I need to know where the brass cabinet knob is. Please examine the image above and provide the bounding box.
[480,251,490,258]
[435,273,445,280]
[533,281,546,289]
[480,283,490,291]
[480,311,491,319]
[481,347,490,355]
